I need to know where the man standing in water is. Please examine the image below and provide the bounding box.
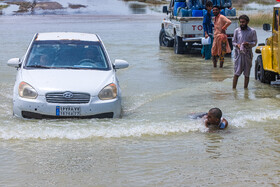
[211,6,232,68]
[232,15,257,89]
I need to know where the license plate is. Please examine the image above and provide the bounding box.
[56,106,81,116]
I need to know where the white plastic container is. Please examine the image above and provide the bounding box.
[201,37,211,45]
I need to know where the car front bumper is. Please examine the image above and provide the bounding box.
[13,95,122,119]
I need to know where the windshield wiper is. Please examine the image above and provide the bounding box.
[62,66,96,69]
[26,65,50,69]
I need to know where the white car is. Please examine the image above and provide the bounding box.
[7,32,129,119]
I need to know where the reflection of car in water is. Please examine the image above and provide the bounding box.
[7,32,129,119]
[255,4,280,84]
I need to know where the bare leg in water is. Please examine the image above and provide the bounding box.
[233,75,250,89]
[213,56,217,67]
[220,40,226,68]
[233,75,239,89]
[244,76,249,89]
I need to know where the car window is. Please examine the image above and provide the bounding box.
[25,40,110,70]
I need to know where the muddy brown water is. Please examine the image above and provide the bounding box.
[0,14,279,186]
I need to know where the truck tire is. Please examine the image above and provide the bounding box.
[174,36,185,54]
[267,72,276,83]
[255,55,276,84]
[255,55,265,82]
[159,29,174,47]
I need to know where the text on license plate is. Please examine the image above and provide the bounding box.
[56,106,81,116]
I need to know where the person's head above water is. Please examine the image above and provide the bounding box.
[207,108,222,125]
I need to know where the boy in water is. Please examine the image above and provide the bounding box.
[205,108,228,130]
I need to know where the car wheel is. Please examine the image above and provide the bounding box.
[266,71,276,83]
[159,29,174,47]
[174,36,185,54]
[255,55,276,84]
[255,55,266,83]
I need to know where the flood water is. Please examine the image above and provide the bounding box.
[0,11,280,187]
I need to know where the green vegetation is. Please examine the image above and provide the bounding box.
[233,0,277,5]
[233,0,277,8]
[248,0,277,5]
[249,13,273,26]
[0,4,9,10]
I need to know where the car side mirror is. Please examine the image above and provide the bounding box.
[114,59,129,69]
[163,6,168,14]
[7,58,21,68]
[263,23,271,31]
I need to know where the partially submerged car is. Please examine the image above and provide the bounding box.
[7,32,129,119]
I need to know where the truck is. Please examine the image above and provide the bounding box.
[159,0,238,54]
[255,3,280,84]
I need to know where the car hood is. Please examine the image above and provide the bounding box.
[20,69,115,96]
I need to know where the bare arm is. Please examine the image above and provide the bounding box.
[221,16,232,31]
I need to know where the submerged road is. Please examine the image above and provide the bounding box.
[0,14,279,186]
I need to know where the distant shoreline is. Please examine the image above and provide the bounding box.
[0,1,86,14]
[0,0,277,26]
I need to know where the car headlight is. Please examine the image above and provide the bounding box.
[98,83,117,100]
[18,82,38,99]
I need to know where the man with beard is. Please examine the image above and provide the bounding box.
[232,15,257,89]
[212,6,232,68]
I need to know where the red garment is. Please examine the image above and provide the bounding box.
[212,14,232,56]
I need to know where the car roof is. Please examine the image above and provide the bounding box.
[35,32,100,42]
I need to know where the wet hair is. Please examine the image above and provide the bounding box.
[206,1,213,7]
[213,5,220,10]
[239,14,250,23]
[209,108,222,119]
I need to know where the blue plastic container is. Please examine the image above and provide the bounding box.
[221,0,232,8]
[188,9,192,16]
[212,0,220,7]
[220,9,225,16]
[178,8,192,17]
[225,8,236,16]
[192,9,203,17]
[200,0,207,9]
[174,2,186,16]
[187,0,201,10]
[231,8,236,16]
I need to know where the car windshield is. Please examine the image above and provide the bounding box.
[25,40,110,70]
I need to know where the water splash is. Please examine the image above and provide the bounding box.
[0,118,206,140]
